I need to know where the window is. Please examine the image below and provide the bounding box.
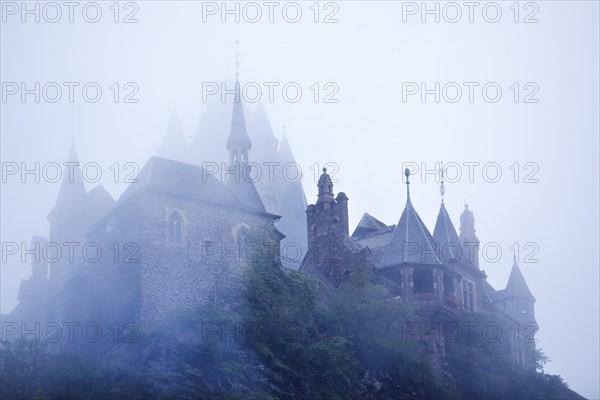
[168,211,183,244]
[461,279,476,311]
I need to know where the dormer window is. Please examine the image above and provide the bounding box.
[168,211,183,244]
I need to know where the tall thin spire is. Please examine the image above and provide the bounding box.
[226,40,251,165]
[234,39,240,82]
[405,167,412,207]
[53,139,86,211]
[439,161,446,203]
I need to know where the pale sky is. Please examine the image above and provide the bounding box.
[1,1,598,398]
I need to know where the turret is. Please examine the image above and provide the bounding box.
[502,261,537,371]
[316,167,335,207]
[502,261,536,324]
[459,204,480,268]
[301,168,365,285]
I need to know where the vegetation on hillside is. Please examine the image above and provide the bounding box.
[0,258,584,399]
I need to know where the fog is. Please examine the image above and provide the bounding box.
[1,1,598,398]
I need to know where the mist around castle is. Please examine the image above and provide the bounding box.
[1,2,599,399]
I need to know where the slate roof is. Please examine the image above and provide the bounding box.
[504,263,535,301]
[116,156,269,215]
[351,213,388,238]
[432,202,466,265]
[226,83,252,151]
[483,281,503,303]
[379,199,442,267]
[226,164,267,212]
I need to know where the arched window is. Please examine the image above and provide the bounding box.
[237,226,250,258]
[168,212,183,244]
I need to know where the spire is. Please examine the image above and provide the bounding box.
[439,161,446,203]
[246,102,279,163]
[234,39,240,82]
[404,167,413,208]
[504,262,535,301]
[459,203,478,241]
[226,40,252,165]
[278,126,297,166]
[316,167,334,205]
[51,139,86,213]
[380,169,441,266]
[459,203,480,268]
[433,202,462,263]
[157,107,188,161]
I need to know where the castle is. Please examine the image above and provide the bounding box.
[8,73,537,371]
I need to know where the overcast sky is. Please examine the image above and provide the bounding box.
[1,1,598,398]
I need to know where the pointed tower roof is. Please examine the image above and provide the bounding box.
[504,262,535,301]
[278,129,296,166]
[247,102,279,162]
[433,202,462,263]
[50,140,87,214]
[380,168,441,267]
[157,108,188,161]
[351,213,387,238]
[226,81,252,152]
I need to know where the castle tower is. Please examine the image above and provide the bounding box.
[226,42,251,166]
[502,261,537,370]
[301,168,361,285]
[502,261,536,324]
[248,103,280,214]
[224,45,266,213]
[459,204,480,269]
[433,167,462,264]
[157,108,189,162]
[47,140,87,283]
[226,80,252,165]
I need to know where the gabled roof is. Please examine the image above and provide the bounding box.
[482,281,503,303]
[432,202,463,264]
[504,263,535,301]
[352,213,388,238]
[226,164,267,213]
[86,185,115,208]
[380,202,442,267]
[117,156,245,208]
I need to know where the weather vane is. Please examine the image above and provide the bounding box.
[439,161,446,202]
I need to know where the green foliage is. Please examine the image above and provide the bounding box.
[444,313,584,400]
[535,348,550,373]
[0,260,583,399]
[0,341,143,400]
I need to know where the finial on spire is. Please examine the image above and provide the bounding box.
[234,39,241,82]
[282,124,287,136]
[439,161,446,202]
[323,167,327,173]
[405,167,412,206]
